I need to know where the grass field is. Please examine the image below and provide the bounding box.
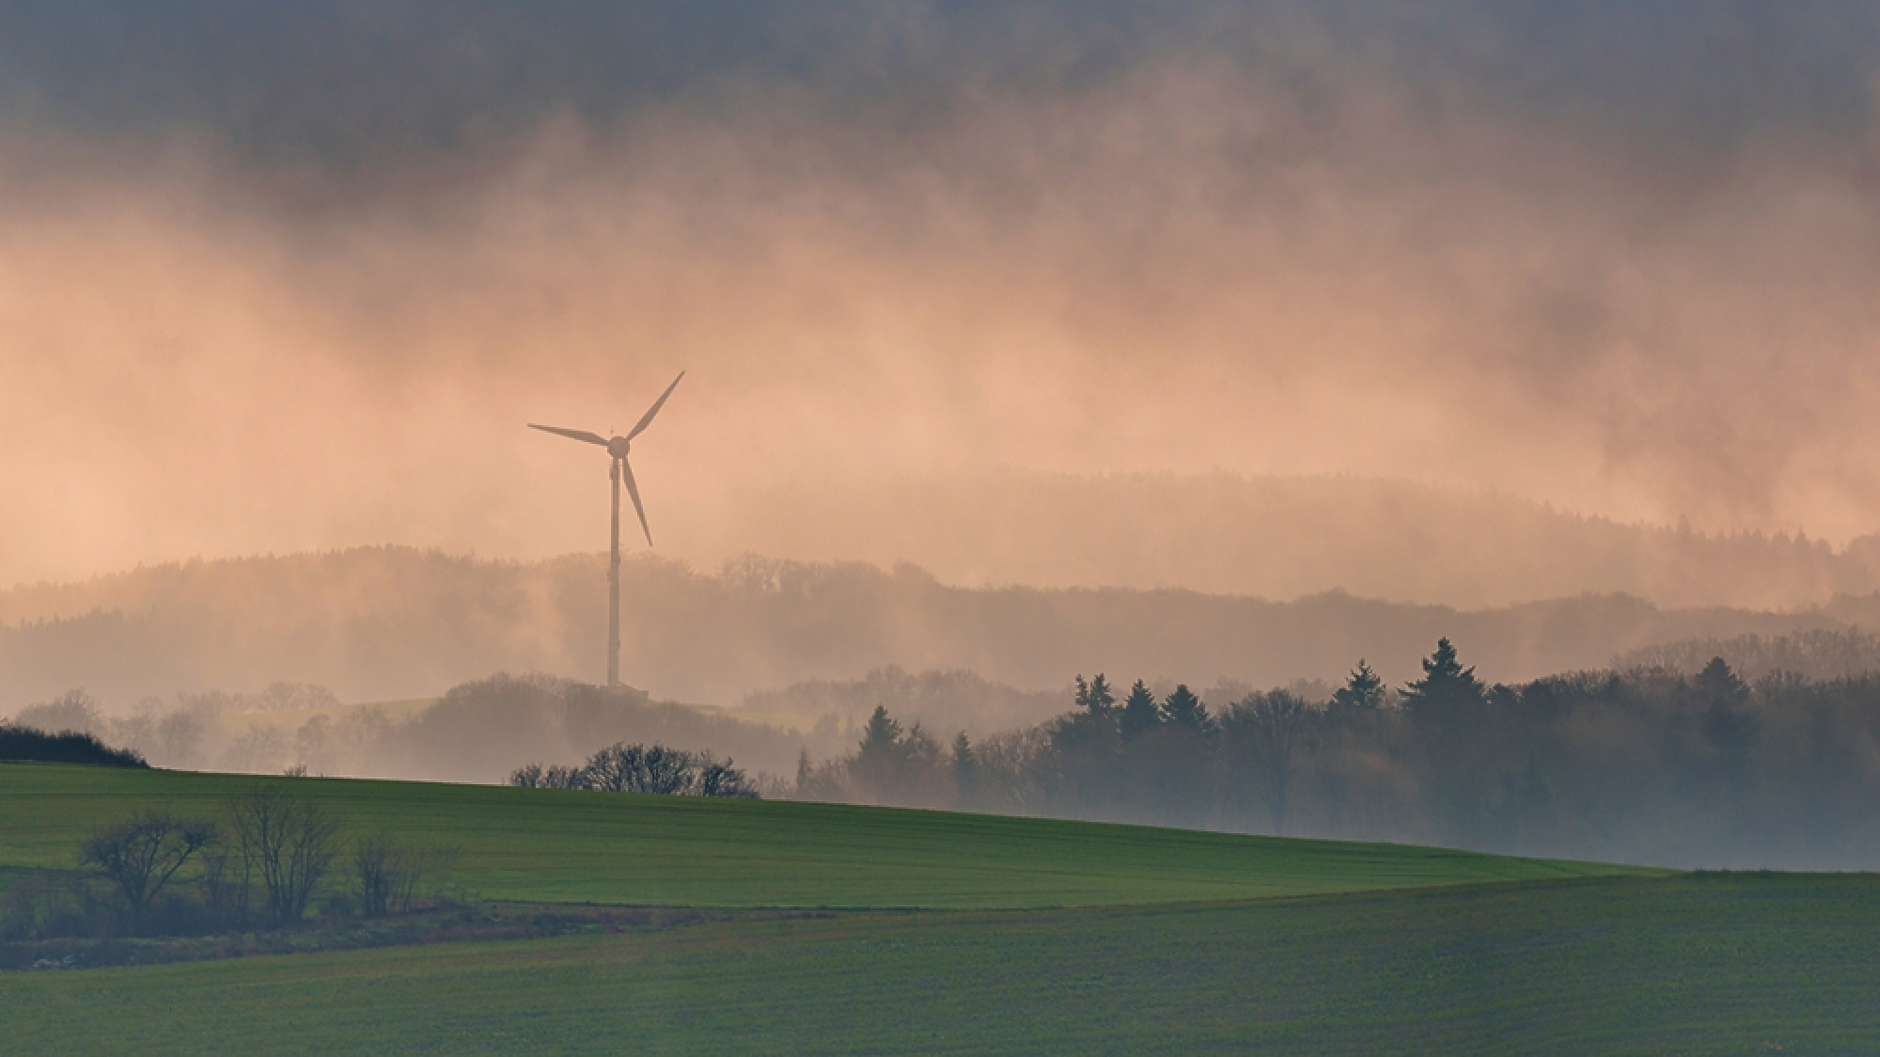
[2,763,1872,1053]
[0,763,1648,908]
[6,876,1878,1054]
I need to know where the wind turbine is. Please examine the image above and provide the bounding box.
[529,371,685,688]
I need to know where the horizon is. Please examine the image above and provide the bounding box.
[10,10,1880,1045]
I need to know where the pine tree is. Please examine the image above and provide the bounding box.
[1693,657,1758,786]
[1401,638,1484,727]
[1160,684,1214,734]
[1075,673,1117,717]
[1055,673,1121,752]
[1120,680,1162,741]
[1694,656,1749,706]
[951,731,976,805]
[859,705,903,761]
[1331,659,1386,711]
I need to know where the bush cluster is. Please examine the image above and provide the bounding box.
[509,741,758,798]
[0,723,147,768]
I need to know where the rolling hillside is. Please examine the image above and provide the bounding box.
[3,765,1875,1053]
[0,765,1641,909]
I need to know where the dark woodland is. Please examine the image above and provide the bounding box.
[794,641,1880,870]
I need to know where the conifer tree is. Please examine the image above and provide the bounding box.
[1161,684,1214,734]
[859,705,903,761]
[1332,659,1386,711]
[1401,638,1484,727]
[1074,673,1116,717]
[1120,679,1162,740]
[951,731,976,805]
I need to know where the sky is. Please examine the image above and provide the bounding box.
[4,1,1880,588]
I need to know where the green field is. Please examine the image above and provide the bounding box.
[0,764,1644,908]
[3,763,1874,1053]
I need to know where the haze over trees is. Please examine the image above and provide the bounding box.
[787,641,1880,871]
[696,473,1880,611]
[22,623,1880,868]
[6,547,1878,710]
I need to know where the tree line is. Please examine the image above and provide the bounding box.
[793,639,1880,869]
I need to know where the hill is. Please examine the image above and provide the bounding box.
[685,471,1880,610]
[0,765,1639,909]
[4,765,1878,1053]
[3,546,1872,709]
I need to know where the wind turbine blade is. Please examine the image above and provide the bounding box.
[626,371,685,441]
[528,423,609,446]
[619,457,653,546]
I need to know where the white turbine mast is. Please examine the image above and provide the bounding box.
[528,370,685,687]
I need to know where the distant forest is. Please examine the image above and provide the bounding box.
[16,629,1880,870]
[6,547,1879,709]
[703,472,1880,611]
[797,643,1880,870]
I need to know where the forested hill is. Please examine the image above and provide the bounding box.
[683,472,1880,612]
[11,474,1876,618]
[4,547,1875,709]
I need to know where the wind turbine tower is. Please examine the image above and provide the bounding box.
[529,371,685,687]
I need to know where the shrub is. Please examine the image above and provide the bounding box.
[0,724,147,768]
[354,835,456,917]
[509,743,758,797]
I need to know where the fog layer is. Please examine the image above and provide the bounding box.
[6,548,1871,710]
[4,3,1880,590]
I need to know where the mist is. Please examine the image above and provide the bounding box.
[5,2,1880,592]
[3,547,1870,712]
[10,4,1880,875]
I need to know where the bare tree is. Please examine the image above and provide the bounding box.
[226,787,339,926]
[80,812,218,917]
[199,843,252,928]
[582,743,695,794]
[512,743,758,797]
[352,834,449,917]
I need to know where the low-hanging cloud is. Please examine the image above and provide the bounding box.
[3,1,1879,591]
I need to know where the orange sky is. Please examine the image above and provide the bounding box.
[4,5,1879,587]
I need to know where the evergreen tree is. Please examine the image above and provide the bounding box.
[1054,673,1121,770]
[859,705,903,763]
[1331,659,1386,711]
[1693,657,1759,787]
[1694,656,1750,706]
[1120,680,1162,741]
[951,731,976,805]
[1401,638,1484,728]
[1161,684,1214,734]
[794,748,814,792]
[1075,674,1117,717]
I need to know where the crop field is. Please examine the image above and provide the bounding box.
[0,764,1645,908]
[3,763,1876,1053]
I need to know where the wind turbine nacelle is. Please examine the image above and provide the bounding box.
[607,436,632,458]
